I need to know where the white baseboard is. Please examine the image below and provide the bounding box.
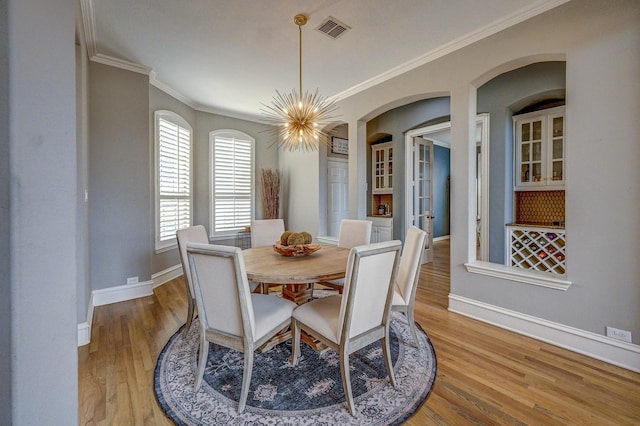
[77,321,91,346]
[448,293,640,373]
[152,264,183,288]
[77,279,156,347]
[433,235,451,242]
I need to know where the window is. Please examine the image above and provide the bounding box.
[155,110,192,251]
[210,130,254,237]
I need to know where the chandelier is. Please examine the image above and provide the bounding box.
[261,14,339,151]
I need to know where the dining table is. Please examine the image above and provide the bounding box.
[242,244,350,304]
[242,244,350,351]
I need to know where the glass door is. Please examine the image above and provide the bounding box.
[413,137,434,263]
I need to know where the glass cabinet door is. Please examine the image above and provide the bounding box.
[548,114,565,185]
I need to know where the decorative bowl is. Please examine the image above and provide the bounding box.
[273,243,321,257]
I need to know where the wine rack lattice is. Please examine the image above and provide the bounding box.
[508,226,566,275]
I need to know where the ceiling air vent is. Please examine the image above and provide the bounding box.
[316,16,350,39]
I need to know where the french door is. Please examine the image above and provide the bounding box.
[412,137,434,263]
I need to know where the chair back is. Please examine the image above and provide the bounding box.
[337,219,372,248]
[396,226,427,303]
[176,225,209,298]
[186,243,256,341]
[251,219,285,247]
[339,241,402,340]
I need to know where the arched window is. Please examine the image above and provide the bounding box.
[210,129,255,237]
[154,110,192,251]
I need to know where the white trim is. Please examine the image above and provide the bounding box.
[464,260,571,290]
[92,280,155,307]
[449,294,640,373]
[152,264,183,288]
[433,235,450,242]
[77,322,91,347]
[79,0,98,57]
[331,0,570,103]
[89,53,152,75]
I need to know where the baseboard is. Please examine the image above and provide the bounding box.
[92,280,155,306]
[448,293,640,373]
[77,321,91,346]
[77,268,184,347]
[152,264,183,288]
[433,235,450,242]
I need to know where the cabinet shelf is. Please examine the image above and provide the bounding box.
[507,225,566,275]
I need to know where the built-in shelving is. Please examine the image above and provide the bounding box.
[507,225,566,275]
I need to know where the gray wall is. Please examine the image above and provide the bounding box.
[0,0,10,422]
[366,97,450,239]
[89,63,152,289]
[477,61,566,263]
[7,0,78,423]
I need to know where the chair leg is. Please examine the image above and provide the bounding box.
[183,289,195,336]
[194,338,209,391]
[382,332,396,387]
[238,350,254,414]
[339,349,355,415]
[406,306,419,347]
[290,319,301,366]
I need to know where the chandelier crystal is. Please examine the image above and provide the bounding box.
[261,14,339,151]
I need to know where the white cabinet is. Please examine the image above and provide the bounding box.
[368,216,393,243]
[372,142,393,194]
[514,106,565,190]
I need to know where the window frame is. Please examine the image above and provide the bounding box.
[209,129,255,239]
[154,110,193,252]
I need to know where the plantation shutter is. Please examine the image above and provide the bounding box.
[213,134,253,234]
[157,116,191,246]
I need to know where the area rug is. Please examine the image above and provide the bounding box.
[154,305,437,425]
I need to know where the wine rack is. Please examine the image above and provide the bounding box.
[507,225,566,275]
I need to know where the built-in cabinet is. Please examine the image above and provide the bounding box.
[368,216,393,243]
[514,106,565,190]
[372,142,393,194]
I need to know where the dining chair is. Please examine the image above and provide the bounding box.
[320,219,372,292]
[391,226,427,346]
[250,219,285,248]
[176,225,209,335]
[186,242,297,414]
[291,240,402,415]
[250,219,286,293]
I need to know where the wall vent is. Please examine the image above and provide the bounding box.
[316,16,351,39]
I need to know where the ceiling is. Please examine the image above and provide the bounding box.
[82,0,566,121]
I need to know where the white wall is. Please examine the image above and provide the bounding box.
[316,0,640,359]
[8,0,79,423]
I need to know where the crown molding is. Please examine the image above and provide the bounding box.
[79,0,98,57]
[331,0,570,103]
[90,53,152,75]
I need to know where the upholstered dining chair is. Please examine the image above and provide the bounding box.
[176,225,209,335]
[186,242,297,414]
[250,219,285,293]
[320,219,372,292]
[291,240,402,415]
[250,218,285,248]
[391,226,427,346]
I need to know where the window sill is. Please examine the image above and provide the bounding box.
[464,261,572,291]
[155,243,177,254]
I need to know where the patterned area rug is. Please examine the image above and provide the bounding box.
[154,297,437,425]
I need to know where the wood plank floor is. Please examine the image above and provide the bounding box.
[78,240,640,425]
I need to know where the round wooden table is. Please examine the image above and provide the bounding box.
[243,244,349,352]
[242,244,350,304]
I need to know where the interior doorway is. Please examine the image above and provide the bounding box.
[404,115,489,263]
[326,158,349,237]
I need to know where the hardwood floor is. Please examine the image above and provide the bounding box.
[79,240,640,425]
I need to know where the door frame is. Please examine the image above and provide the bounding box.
[404,114,489,261]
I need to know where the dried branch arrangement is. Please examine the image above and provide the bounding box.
[261,168,280,219]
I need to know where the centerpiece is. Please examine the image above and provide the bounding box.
[273,230,320,256]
